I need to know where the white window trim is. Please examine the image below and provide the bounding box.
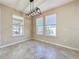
[35,14,56,37]
[12,15,24,37]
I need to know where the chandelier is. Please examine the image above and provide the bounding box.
[25,0,41,16]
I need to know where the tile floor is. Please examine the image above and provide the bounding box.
[0,40,79,59]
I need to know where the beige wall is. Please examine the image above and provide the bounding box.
[0,5,1,44]
[33,1,79,49]
[0,4,31,46]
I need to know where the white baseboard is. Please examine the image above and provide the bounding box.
[1,38,79,52]
[34,39,79,52]
[0,39,30,49]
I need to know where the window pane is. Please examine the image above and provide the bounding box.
[36,18,43,25]
[45,25,56,36]
[13,19,24,25]
[12,25,24,36]
[45,14,56,36]
[46,14,56,25]
[12,15,24,36]
[20,26,24,35]
[36,17,43,35]
[36,26,43,35]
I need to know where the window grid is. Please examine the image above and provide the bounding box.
[36,17,44,35]
[12,15,24,36]
[45,24,56,36]
[36,14,56,36]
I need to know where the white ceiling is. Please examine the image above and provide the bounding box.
[0,0,74,13]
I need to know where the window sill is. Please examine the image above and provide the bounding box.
[12,35,25,37]
[35,34,56,38]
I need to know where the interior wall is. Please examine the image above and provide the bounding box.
[0,5,1,44]
[33,0,79,49]
[0,4,31,46]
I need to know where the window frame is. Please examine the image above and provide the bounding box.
[35,17,44,35]
[35,13,56,37]
[45,14,56,36]
[12,15,24,37]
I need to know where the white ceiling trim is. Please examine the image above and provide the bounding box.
[0,0,74,13]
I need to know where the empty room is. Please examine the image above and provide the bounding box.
[0,0,79,59]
